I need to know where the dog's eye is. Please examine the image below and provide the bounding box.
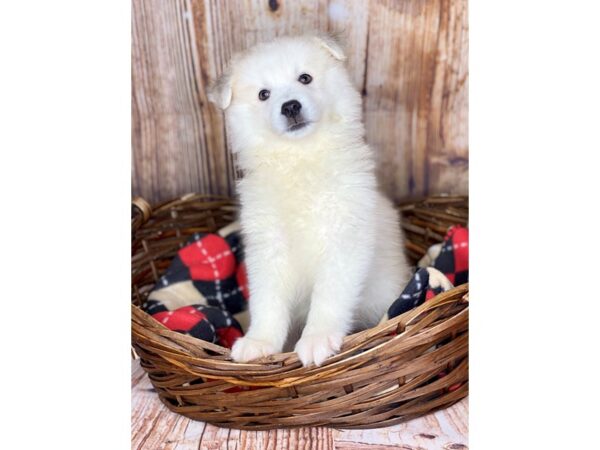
[258,89,270,101]
[298,73,313,85]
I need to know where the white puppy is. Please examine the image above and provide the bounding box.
[209,35,410,367]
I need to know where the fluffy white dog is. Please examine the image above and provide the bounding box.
[209,34,410,367]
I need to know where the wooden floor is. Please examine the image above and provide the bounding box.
[132,360,468,449]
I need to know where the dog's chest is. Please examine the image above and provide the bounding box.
[246,159,339,262]
[274,164,333,233]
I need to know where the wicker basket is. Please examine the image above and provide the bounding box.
[131,194,468,430]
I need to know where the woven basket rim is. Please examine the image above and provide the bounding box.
[132,284,467,387]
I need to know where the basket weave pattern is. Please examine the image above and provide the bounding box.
[131,194,468,430]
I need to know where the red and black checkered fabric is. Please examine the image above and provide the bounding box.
[387,225,469,319]
[432,225,469,287]
[143,230,247,348]
[162,232,248,313]
[145,223,468,349]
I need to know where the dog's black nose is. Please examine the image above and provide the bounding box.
[281,100,302,118]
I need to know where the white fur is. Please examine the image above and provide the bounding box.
[209,35,411,367]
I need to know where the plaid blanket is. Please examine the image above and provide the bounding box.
[142,223,469,347]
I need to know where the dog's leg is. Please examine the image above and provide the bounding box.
[294,206,375,367]
[231,228,294,362]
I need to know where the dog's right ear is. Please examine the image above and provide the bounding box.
[208,69,232,110]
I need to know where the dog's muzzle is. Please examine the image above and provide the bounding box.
[281,99,311,133]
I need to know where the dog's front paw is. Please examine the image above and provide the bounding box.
[294,332,344,367]
[231,336,278,363]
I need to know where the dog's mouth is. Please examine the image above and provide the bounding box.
[286,117,311,133]
[288,121,309,132]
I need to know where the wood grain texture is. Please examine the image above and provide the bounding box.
[365,0,468,200]
[131,360,468,449]
[132,0,468,204]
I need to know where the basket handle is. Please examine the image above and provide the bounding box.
[132,196,152,232]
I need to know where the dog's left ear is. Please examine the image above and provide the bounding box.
[208,69,233,110]
[314,34,347,61]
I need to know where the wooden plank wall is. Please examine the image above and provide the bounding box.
[132,0,468,204]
